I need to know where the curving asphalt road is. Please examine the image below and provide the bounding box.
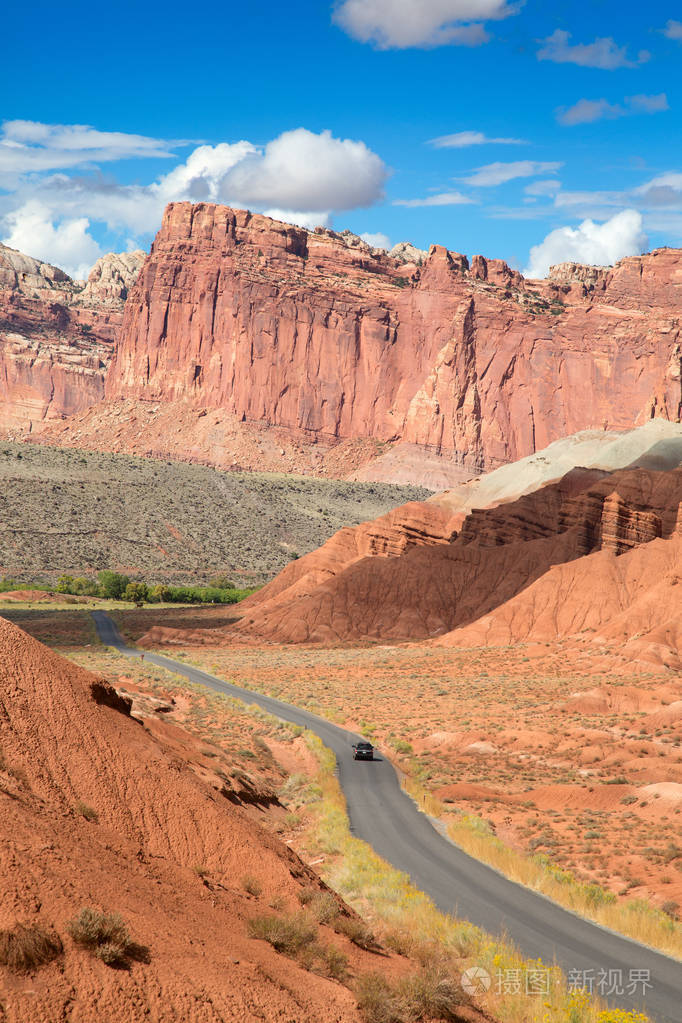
[92,611,680,1022]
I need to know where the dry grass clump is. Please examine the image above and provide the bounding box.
[334,914,376,949]
[319,943,350,981]
[247,912,317,956]
[67,908,148,967]
[308,892,340,924]
[247,911,349,980]
[355,968,468,1023]
[75,800,99,822]
[241,874,263,897]
[0,923,63,973]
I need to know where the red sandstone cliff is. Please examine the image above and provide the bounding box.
[105,203,682,473]
[0,246,143,434]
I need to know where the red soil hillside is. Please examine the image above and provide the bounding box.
[0,615,383,1022]
[140,463,682,656]
[440,530,682,669]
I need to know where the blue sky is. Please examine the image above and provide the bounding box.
[2,0,681,277]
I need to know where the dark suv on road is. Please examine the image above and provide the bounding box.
[352,740,374,760]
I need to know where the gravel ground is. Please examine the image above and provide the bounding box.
[0,442,430,585]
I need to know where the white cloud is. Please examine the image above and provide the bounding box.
[463,160,561,186]
[558,99,623,126]
[428,130,526,148]
[221,129,387,211]
[393,191,473,207]
[261,208,331,230]
[1,200,103,279]
[525,179,561,197]
[0,119,175,176]
[360,231,391,248]
[525,209,647,278]
[662,20,682,40]
[0,125,389,275]
[156,141,257,204]
[628,93,669,114]
[332,0,517,49]
[633,172,682,209]
[537,30,649,70]
[558,94,668,125]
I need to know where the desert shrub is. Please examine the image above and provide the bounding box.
[355,967,467,1023]
[596,1012,648,1023]
[308,892,339,924]
[393,740,413,755]
[319,944,349,981]
[247,913,317,957]
[297,885,318,906]
[397,966,468,1020]
[662,900,680,919]
[75,801,98,822]
[242,875,263,897]
[67,908,145,967]
[0,923,63,973]
[354,973,402,1023]
[210,574,235,590]
[334,914,376,949]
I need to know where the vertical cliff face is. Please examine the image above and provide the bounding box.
[105,203,682,471]
[0,247,144,433]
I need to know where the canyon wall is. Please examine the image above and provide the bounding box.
[0,245,143,433]
[106,202,682,471]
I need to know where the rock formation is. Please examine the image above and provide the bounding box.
[137,423,682,664]
[214,465,681,647]
[4,203,682,482]
[0,245,143,433]
[79,250,146,306]
[104,203,681,476]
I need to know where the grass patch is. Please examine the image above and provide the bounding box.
[445,811,682,959]
[0,923,63,973]
[75,800,99,822]
[247,912,317,955]
[247,910,349,979]
[67,908,148,967]
[333,914,376,949]
[241,874,263,897]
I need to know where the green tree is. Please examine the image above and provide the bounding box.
[124,581,149,604]
[97,571,130,600]
[56,575,75,594]
[149,583,171,603]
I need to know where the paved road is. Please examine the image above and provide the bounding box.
[92,611,680,1022]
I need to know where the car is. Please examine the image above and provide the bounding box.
[352,740,374,760]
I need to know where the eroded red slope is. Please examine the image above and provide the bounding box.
[0,617,367,1022]
[143,467,682,658]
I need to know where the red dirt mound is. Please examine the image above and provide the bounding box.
[143,466,682,653]
[442,532,682,669]
[0,616,373,1022]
